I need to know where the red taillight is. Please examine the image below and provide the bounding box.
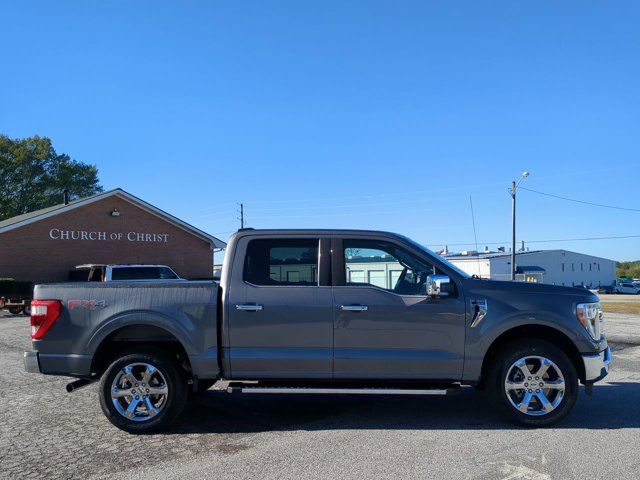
[30,300,62,340]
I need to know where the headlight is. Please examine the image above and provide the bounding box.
[577,302,604,340]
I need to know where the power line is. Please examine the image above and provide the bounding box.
[212,181,508,209]
[210,230,237,237]
[519,187,640,212]
[246,205,444,220]
[426,234,640,247]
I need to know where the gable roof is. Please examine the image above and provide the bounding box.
[0,188,226,249]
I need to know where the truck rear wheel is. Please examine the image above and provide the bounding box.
[99,351,188,433]
[487,340,578,427]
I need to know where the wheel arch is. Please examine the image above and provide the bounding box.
[479,324,586,385]
[89,313,197,377]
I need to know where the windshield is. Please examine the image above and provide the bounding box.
[399,235,471,279]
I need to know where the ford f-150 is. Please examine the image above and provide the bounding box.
[24,229,610,432]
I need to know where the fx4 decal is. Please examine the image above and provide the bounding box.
[68,299,107,310]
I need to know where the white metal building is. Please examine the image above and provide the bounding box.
[444,250,616,287]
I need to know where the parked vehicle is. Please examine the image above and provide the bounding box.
[71,264,184,282]
[24,229,610,433]
[596,285,615,294]
[0,279,33,315]
[615,282,640,294]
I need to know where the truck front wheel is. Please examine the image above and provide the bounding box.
[99,351,188,433]
[487,340,578,427]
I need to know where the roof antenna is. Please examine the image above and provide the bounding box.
[469,195,482,278]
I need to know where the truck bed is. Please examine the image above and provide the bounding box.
[32,281,220,379]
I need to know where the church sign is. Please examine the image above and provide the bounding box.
[49,228,169,243]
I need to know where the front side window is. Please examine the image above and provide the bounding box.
[343,239,435,295]
[244,239,319,286]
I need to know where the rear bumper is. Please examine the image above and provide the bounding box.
[23,350,92,377]
[582,346,611,383]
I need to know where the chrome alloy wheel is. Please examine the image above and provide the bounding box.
[504,356,565,416]
[111,363,169,422]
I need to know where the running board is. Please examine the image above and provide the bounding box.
[226,384,461,396]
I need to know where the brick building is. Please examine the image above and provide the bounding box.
[0,188,225,283]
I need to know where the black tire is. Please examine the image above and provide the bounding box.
[99,351,188,433]
[486,339,578,427]
[8,307,22,315]
[22,305,31,316]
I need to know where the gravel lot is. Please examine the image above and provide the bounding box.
[597,293,640,303]
[1,311,639,480]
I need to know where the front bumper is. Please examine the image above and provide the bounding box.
[582,346,611,383]
[24,351,40,373]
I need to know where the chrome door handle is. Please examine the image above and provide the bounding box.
[236,304,263,312]
[340,305,368,312]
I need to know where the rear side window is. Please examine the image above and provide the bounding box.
[88,267,104,282]
[159,267,179,279]
[111,267,161,280]
[244,239,319,286]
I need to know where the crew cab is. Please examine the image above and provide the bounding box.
[24,229,610,433]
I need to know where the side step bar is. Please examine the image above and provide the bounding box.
[226,384,461,396]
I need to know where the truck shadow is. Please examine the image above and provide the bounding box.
[169,381,640,434]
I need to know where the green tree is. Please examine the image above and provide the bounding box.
[617,261,640,279]
[0,135,103,220]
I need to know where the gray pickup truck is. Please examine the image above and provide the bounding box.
[24,229,610,433]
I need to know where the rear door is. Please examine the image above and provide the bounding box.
[226,235,333,379]
[331,236,466,380]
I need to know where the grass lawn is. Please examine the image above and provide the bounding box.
[601,302,640,315]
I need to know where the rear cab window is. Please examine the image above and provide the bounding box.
[243,239,319,286]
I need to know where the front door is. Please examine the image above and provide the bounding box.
[332,237,466,380]
[227,236,333,379]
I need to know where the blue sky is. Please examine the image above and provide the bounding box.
[1,1,639,261]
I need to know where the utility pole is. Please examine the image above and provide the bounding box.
[511,181,516,281]
[238,203,245,229]
[510,172,530,281]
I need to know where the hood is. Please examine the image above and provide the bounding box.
[462,278,600,304]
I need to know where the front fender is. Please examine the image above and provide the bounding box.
[462,309,588,382]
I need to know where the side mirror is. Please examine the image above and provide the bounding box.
[427,274,453,297]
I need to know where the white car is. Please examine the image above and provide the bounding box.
[615,282,640,294]
[73,264,185,282]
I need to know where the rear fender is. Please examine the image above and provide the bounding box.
[87,310,220,379]
[87,310,198,356]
